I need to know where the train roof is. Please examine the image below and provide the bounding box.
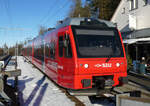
[30,18,117,41]
[56,17,116,29]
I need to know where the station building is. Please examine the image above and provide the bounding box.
[111,0,150,70]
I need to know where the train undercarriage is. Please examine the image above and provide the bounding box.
[68,75,122,96]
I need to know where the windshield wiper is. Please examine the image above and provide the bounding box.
[106,54,113,62]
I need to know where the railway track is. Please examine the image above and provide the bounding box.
[128,71,150,91]
[73,88,122,106]
[68,88,118,106]
[113,71,150,100]
[75,95,116,106]
[0,55,12,68]
[54,83,117,106]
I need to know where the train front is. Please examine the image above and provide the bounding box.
[70,19,127,92]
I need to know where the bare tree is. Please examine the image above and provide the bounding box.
[38,26,47,36]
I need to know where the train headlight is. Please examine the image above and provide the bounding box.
[116,63,120,67]
[84,64,89,68]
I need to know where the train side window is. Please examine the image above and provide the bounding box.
[40,44,44,62]
[34,45,37,58]
[59,36,64,57]
[50,42,55,59]
[37,45,41,60]
[64,35,72,58]
[45,43,50,57]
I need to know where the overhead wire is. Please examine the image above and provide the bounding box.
[32,0,60,32]
[1,0,14,46]
[2,0,13,27]
[0,0,3,9]
[30,0,72,38]
[50,2,71,20]
[42,0,71,26]
[39,0,59,24]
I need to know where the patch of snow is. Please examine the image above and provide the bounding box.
[17,56,74,106]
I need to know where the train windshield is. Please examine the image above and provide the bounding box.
[72,26,124,58]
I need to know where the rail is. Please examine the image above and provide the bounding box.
[128,71,150,91]
[116,92,150,106]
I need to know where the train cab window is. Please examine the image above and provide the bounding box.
[64,35,72,58]
[59,36,64,57]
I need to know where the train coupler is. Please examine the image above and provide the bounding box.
[105,79,114,89]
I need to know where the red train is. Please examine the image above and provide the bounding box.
[23,18,127,94]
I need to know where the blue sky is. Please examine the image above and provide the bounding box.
[0,0,86,47]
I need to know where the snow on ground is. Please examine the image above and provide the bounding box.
[5,58,16,87]
[17,56,75,106]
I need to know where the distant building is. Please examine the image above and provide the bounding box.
[111,0,150,62]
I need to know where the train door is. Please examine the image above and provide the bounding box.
[39,36,45,73]
[58,32,74,88]
[32,41,34,63]
[58,35,64,84]
[42,39,45,73]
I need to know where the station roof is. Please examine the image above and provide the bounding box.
[123,37,150,44]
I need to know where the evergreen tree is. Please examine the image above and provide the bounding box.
[69,0,90,17]
[69,0,121,20]
[90,0,121,20]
